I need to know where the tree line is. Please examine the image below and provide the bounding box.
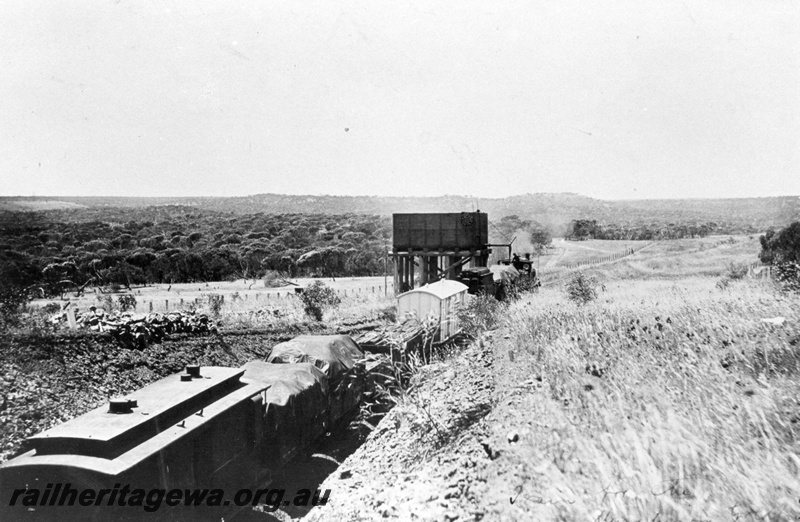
[1,204,795,315]
[566,219,731,241]
[0,206,391,299]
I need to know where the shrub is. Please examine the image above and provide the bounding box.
[725,261,749,280]
[565,272,598,304]
[504,276,540,300]
[760,222,800,265]
[263,270,287,288]
[205,293,224,316]
[96,294,114,313]
[41,302,62,315]
[298,281,340,321]
[457,292,503,336]
[774,262,800,293]
[717,261,751,290]
[117,294,137,312]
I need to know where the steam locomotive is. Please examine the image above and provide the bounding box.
[0,335,366,521]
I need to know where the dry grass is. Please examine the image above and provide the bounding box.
[496,278,800,520]
[601,236,760,279]
[540,236,762,285]
[545,239,650,266]
[29,277,392,318]
[219,289,394,330]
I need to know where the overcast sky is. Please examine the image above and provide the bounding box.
[1,0,798,200]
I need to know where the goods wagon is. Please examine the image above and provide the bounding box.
[267,335,365,424]
[0,336,365,521]
[397,280,468,341]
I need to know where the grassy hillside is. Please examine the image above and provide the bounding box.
[538,235,762,283]
[482,277,800,520]
[296,236,800,522]
[493,237,798,519]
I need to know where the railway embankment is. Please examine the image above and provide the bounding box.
[302,334,497,522]
[303,276,800,521]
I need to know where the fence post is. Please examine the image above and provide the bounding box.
[66,307,77,329]
[165,299,169,310]
[149,301,153,312]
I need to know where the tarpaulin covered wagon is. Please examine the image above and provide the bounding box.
[241,361,329,464]
[267,335,365,426]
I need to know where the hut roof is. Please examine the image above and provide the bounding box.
[399,280,468,300]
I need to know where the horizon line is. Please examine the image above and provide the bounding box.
[1,192,798,203]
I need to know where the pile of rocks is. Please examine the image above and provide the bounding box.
[51,308,218,349]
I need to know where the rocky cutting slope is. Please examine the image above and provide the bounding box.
[303,336,497,522]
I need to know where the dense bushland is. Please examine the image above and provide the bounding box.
[5,194,797,237]
[567,218,725,240]
[0,207,391,298]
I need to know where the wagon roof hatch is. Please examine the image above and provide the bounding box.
[26,367,247,460]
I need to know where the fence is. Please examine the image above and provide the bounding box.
[133,282,396,313]
[555,247,635,271]
[539,243,652,287]
[748,262,773,280]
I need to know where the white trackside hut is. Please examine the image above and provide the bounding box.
[397,280,469,341]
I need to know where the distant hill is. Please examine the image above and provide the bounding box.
[1,193,798,233]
